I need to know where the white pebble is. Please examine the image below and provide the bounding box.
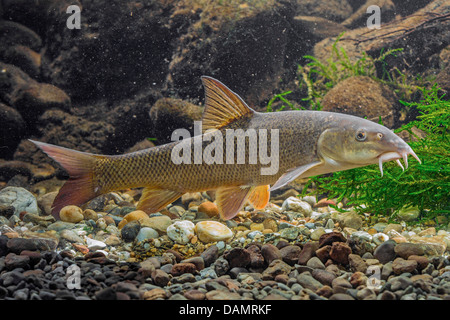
[281,197,313,217]
[167,220,195,244]
[85,237,107,251]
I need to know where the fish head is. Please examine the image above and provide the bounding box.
[317,116,421,176]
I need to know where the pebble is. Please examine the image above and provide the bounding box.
[0,187,39,216]
[341,211,363,229]
[373,240,397,264]
[195,220,233,243]
[394,242,425,259]
[329,242,352,265]
[281,197,312,217]
[85,238,106,251]
[310,227,326,240]
[392,257,418,274]
[0,185,448,303]
[396,205,420,222]
[118,210,148,229]
[136,227,159,243]
[197,201,219,217]
[120,220,140,242]
[59,205,84,223]
[140,215,172,234]
[167,220,195,244]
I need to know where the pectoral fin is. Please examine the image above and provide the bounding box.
[137,187,183,214]
[248,185,270,210]
[270,161,322,191]
[215,185,254,220]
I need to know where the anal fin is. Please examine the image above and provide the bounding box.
[215,185,254,220]
[137,187,183,214]
[248,185,270,210]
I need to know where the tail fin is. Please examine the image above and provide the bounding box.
[30,140,100,220]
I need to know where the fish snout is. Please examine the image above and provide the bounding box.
[378,144,421,177]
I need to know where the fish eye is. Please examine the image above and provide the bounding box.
[356,130,367,141]
[377,133,383,140]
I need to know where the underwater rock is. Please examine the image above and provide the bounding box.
[394,242,425,259]
[167,220,195,245]
[121,220,141,243]
[59,205,84,223]
[168,1,298,108]
[330,242,352,265]
[342,0,396,29]
[341,211,364,230]
[374,239,397,264]
[314,0,450,79]
[85,237,107,251]
[197,201,219,218]
[321,76,396,128]
[0,103,26,156]
[195,220,233,243]
[14,82,70,115]
[292,16,348,41]
[140,215,172,235]
[392,257,418,274]
[118,210,149,229]
[149,98,202,144]
[0,20,42,51]
[0,45,41,78]
[0,186,39,216]
[294,0,353,23]
[281,197,313,217]
[136,227,159,243]
[396,205,420,222]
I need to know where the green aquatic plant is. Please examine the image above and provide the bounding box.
[302,85,450,221]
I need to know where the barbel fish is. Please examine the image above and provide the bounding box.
[31,76,421,220]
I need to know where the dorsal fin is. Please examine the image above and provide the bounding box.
[201,76,254,133]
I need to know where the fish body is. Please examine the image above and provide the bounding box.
[31,77,420,220]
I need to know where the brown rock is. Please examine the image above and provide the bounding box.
[298,242,319,265]
[150,98,202,143]
[329,242,352,265]
[315,245,331,263]
[394,242,425,259]
[294,0,353,23]
[279,245,302,266]
[349,271,368,288]
[262,259,292,280]
[171,262,197,276]
[348,254,368,273]
[321,76,396,128]
[223,248,251,268]
[261,243,282,265]
[246,245,265,269]
[143,288,169,300]
[151,269,170,287]
[392,257,418,274]
[312,269,336,286]
[318,231,347,248]
[184,289,206,300]
[197,201,219,218]
[407,255,429,270]
[0,45,41,77]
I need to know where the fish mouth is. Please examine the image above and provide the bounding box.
[377,146,421,177]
